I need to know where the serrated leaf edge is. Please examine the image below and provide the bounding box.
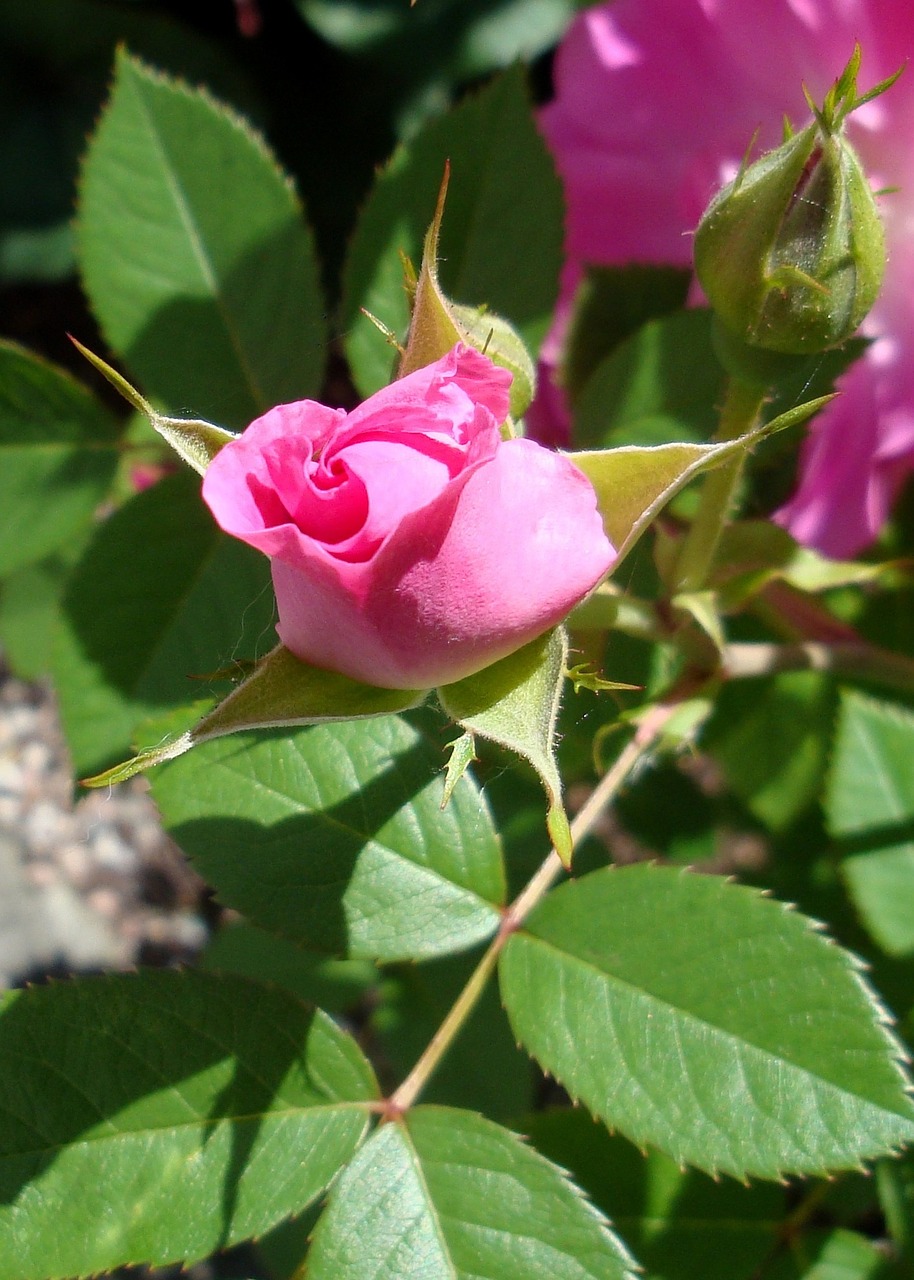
[399,1107,641,1279]
[501,868,914,1180]
[74,45,321,422]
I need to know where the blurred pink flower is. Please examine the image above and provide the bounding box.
[535,0,914,557]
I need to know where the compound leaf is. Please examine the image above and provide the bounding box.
[500,864,914,1179]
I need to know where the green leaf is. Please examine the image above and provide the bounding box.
[780,546,903,593]
[500,864,914,1179]
[571,393,831,568]
[84,642,427,786]
[574,310,723,449]
[51,470,275,777]
[564,265,692,412]
[343,67,563,395]
[297,0,575,81]
[78,48,325,430]
[828,692,914,956]
[876,1153,914,1263]
[306,1106,638,1280]
[439,628,572,865]
[703,671,836,832]
[0,969,377,1278]
[373,951,534,1121]
[0,340,120,576]
[151,715,505,962]
[526,1110,784,1280]
[200,920,377,1013]
[0,548,81,681]
[707,520,900,609]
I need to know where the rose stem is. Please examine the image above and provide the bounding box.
[673,377,767,593]
[384,701,679,1119]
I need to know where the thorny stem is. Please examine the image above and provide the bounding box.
[673,378,767,593]
[386,702,680,1118]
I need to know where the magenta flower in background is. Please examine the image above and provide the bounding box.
[536,0,914,557]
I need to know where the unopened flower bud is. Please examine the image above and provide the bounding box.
[694,47,896,355]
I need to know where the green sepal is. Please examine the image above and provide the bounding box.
[441,731,477,808]
[71,336,235,474]
[438,628,572,867]
[397,168,535,422]
[397,168,464,380]
[83,643,428,787]
[566,664,640,696]
[808,42,903,132]
[451,302,536,419]
[570,393,832,567]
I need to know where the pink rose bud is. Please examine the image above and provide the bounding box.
[202,344,615,689]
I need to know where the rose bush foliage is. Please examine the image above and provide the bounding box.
[202,343,615,689]
[4,14,914,1280]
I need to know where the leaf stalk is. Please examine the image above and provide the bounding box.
[386,702,680,1116]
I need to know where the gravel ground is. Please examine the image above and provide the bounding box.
[0,658,210,987]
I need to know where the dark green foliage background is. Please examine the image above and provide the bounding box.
[2,5,914,1280]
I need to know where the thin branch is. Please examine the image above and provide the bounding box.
[386,701,680,1117]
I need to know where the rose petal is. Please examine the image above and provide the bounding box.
[202,400,344,540]
[273,440,615,688]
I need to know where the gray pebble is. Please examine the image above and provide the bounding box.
[0,657,210,986]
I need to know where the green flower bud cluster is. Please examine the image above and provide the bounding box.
[694,46,899,355]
